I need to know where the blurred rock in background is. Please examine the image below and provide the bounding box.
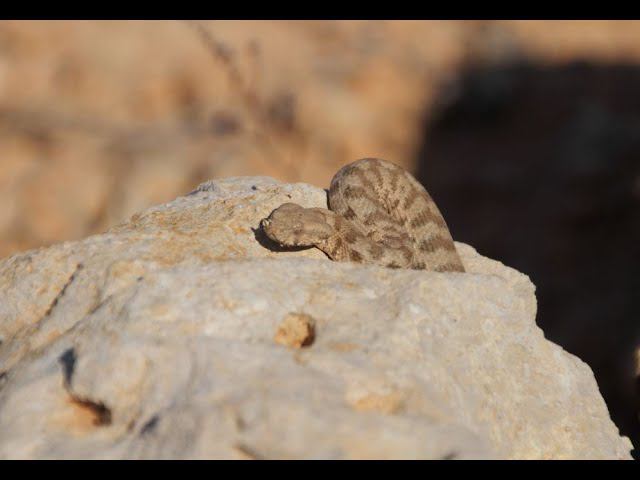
[1,19,639,456]
[0,19,468,258]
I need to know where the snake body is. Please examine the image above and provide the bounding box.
[261,158,464,272]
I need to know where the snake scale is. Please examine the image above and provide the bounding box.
[261,158,464,272]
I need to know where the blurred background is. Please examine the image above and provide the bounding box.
[0,20,638,456]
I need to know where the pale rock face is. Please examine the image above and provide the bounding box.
[0,176,633,459]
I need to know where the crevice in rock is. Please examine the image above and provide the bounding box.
[139,415,160,436]
[67,395,112,427]
[86,293,114,316]
[441,450,459,460]
[59,347,77,386]
[233,443,265,460]
[58,346,112,427]
[40,262,84,323]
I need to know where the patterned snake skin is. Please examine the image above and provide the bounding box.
[261,158,464,272]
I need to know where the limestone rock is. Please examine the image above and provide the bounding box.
[0,176,633,459]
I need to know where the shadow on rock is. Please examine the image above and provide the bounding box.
[415,60,640,457]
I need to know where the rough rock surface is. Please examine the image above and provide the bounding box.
[0,176,633,459]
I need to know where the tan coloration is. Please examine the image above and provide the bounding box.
[261,158,464,272]
[329,342,360,353]
[232,444,265,460]
[350,392,405,415]
[274,313,316,349]
[49,394,112,436]
[350,250,364,263]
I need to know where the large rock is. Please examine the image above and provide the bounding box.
[0,176,633,459]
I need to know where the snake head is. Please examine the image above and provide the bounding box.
[261,203,333,247]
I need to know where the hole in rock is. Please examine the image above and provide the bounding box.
[68,396,112,427]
